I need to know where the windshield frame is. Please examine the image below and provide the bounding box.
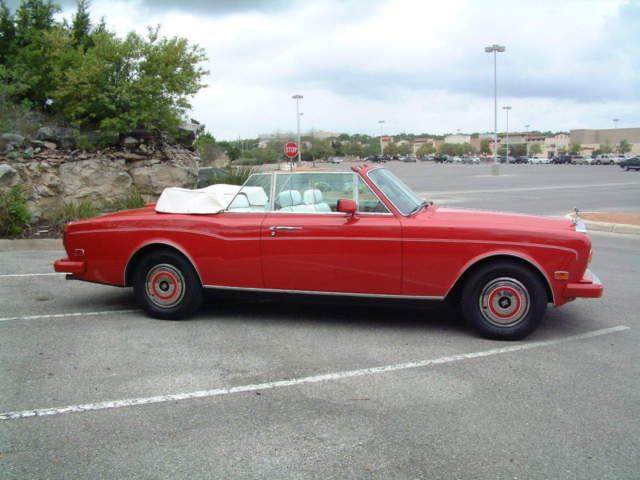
[365,167,426,216]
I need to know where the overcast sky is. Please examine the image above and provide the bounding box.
[9,0,640,140]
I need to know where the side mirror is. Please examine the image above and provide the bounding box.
[337,199,357,216]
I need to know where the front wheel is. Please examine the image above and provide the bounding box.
[133,250,203,320]
[461,262,547,340]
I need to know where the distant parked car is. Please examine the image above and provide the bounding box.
[551,155,571,164]
[328,157,343,164]
[529,156,550,164]
[570,155,589,165]
[515,156,529,164]
[619,157,640,171]
[594,154,615,165]
[434,155,449,163]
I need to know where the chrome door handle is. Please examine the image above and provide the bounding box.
[269,226,302,236]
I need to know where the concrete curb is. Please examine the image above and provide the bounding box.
[565,214,640,236]
[0,238,63,251]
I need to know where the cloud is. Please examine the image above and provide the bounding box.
[4,0,639,138]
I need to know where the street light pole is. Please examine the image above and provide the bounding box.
[503,106,512,160]
[292,94,303,165]
[378,120,385,156]
[525,124,530,157]
[485,44,505,174]
[613,118,619,129]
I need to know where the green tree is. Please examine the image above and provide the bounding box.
[194,131,215,157]
[384,142,399,156]
[416,144,435,156]
[398,143,411,156]
[480,138,492,155]
[344,141,363,157]
[599,140,613,154]
[0,0,15,65]
[618,139,631,154]
[70,0,92,49]
[8,0,61,106]
[529,143,542,155]
[49,26,208,133]
[438,143,459,156]
[362,142,379,157]
[218,141,240,162]
[569,142,581,155]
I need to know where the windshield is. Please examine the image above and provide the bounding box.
[367,168,425,216]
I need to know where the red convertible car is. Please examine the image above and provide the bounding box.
[54,165,603,340]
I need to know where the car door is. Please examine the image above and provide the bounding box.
[260,172,402,295]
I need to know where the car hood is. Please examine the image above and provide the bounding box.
[425,206,576,232]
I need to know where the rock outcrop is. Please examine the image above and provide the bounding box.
[0,127,230,218]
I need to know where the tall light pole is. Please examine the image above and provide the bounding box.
[613,118,619,129]
[503,106,512,160]
[292,94,303,164]
[485,44,505,174]
[525,123,530,157]
[378,120,385,155]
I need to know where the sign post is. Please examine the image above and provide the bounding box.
[284,142,299,170]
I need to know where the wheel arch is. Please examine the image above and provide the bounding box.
[445,253,554,306]
[124,242,202,287]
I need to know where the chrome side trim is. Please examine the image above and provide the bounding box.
[204,284,444,300]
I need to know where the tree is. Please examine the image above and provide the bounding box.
[480,138,492,155]
[0,0,15,65]
[438,143,459,156]
[569,142,581,155]
[618,139,631,154]
[529,143,542,155]
[362,142,379,157]
[398,143,411,156]
[416,144,435,157]
[70,0,92,49]
[599,140,613,154]
[384,142,399,156]
[307,138,331,161]
[49,26,208,133]
[344,141,363,157]
[8,0,61,106]
[194,131,215,157]
[217,141,240,162]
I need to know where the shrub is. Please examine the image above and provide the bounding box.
[0,185,32,237]
[197,166,256,188]
[50,199,100,231]
[103,189,145,212]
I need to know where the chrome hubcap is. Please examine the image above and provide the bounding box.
[479,277,530,327]
[145,264,185,308]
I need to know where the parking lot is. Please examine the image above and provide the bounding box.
[2,164,639,479]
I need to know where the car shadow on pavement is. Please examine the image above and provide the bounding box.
[198,291,468,336]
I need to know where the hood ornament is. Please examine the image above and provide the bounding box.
[573,207,580,224]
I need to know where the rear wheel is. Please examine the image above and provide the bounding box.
[133,250,203,319]
[461,261,547,340]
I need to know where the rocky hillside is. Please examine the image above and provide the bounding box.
[0,126,229,218]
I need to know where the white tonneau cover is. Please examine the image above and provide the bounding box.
[155,184,241,214]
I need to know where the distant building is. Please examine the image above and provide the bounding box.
[444,134,471,144]
[570,127,640,155]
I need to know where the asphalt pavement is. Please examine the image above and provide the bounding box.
[1,163,639,479]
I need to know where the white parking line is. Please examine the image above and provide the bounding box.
[0,309,141,323]
[419,181,640,196]
[0,273,64,278]
[0,325,629,421]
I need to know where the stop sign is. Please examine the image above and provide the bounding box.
[284,142,299,158]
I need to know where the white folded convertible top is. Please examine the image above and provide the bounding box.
[155,184,241,214]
